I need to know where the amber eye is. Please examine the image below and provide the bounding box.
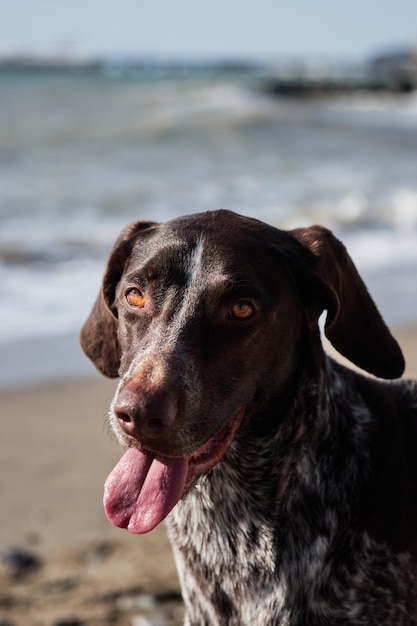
[230,302,254,320]
[126,288,145,308]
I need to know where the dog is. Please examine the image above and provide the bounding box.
[80,210,417,625]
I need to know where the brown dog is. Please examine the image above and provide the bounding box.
[81,210,417,625]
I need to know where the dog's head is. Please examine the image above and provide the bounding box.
[80,210,404,533]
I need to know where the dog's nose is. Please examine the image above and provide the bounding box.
[113,384,177,440]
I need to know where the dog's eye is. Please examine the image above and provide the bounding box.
[230,302,254,320]
[126,288,145,308]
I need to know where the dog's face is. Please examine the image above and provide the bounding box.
[81,210,404,533]
[110,218,304,458]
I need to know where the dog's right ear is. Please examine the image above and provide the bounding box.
[80,221,156,378]
[289,225,404,379]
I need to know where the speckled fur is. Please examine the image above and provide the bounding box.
[167,364,417,625]
[80,211,417,625]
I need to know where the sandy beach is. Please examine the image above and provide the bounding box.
[1,376,183,625]
[1,327,417,625]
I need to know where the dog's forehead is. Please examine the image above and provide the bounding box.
[128,217,281,284]
[127,229,228,286]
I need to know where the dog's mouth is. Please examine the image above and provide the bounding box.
[103,407,245,534]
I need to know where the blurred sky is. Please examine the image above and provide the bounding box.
[1,0,417,61]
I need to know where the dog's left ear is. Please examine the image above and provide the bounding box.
[289,225,405,379]
[80,220,157,378]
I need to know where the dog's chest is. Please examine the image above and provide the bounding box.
[166,478,288,625]
[166,457,417,626]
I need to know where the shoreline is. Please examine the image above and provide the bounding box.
[2,320,417,391]
[0,332,97,390]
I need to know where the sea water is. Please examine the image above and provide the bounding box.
[1,69,416,386]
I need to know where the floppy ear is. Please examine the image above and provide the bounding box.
[289,225,404,379]
[80,221,156,378]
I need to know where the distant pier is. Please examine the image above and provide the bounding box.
[1,46,416,96]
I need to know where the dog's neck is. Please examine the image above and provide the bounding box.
[174,360,377,534]
[165,356,375,623]
[167,354,352,543]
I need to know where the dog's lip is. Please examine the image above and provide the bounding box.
[187,407,246,476]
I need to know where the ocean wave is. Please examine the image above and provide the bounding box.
[0,74,416,349]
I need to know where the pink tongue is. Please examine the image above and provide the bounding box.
[103,448,189,534]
